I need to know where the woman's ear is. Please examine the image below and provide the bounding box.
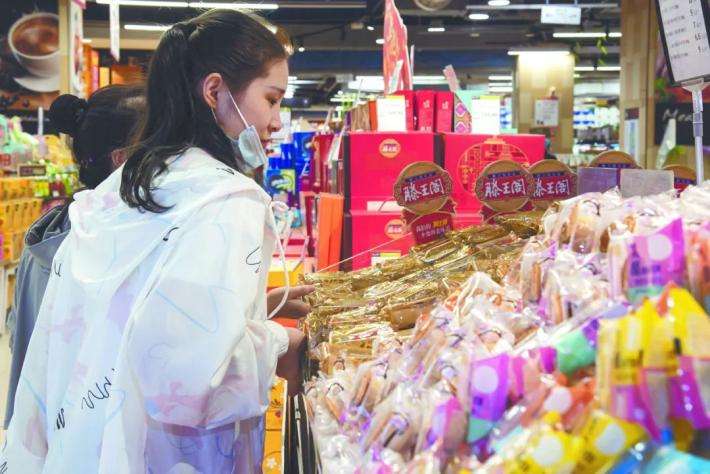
[201,73,224,109]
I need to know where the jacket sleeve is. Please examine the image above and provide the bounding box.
[126,193,289,429]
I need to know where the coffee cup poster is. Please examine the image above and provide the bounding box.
[1,1,61,113]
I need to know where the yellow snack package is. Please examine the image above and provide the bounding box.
[573,410,646,474]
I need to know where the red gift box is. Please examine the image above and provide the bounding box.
[343,210,415,270]
[441,134,545,212]
[312,134,334,193]
[344,132,439,212]
[393,90,416,131]
[415,90,436,132]
[435,91,454,133]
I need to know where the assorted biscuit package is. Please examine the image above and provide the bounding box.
[302,182,710,473]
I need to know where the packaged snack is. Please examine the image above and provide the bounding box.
[573,410,647,474]
[467,354,510,444]
[625,218,685,303]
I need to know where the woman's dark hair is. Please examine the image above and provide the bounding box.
[49,85,144,189]
[121,9,290,212]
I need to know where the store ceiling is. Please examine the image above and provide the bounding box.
[83,0,621,105]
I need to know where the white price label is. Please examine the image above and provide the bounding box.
[657,0,710,83]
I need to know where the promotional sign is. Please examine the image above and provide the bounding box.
[619,169,674,197]
[655,0,710,85]
[475,160,534,213]
[534,99,560,127]
[654,102,710,145]
[383,0,413,92]
[663,164,697,192]
[376,96,407,132]
[589,151,641,169]
[471,96,501,135]
[394,161,455,245]
[1,1,60,113]
[529,160,577,209]
[110,0,120,62]
[541,5,582,25]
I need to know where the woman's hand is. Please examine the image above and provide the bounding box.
[276,327,306,396]
[267,285,315,319]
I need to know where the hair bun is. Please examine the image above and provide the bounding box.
[49,94,88,137]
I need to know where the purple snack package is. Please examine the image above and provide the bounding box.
[467,354,510,443]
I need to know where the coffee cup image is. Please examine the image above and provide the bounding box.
[8,12,60,79]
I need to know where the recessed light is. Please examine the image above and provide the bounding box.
[428,27,446,32]
[298,46,305,52]
[488,0,510,6]
[367,25,375,31]
[574,66,596,71]
[124,24,171,31]
[468,13,490,21]
[508,48,569,56]
[376,38,384,45]
[82,38,93,44]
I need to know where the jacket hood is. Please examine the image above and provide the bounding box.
[25,203,71,269]
[65,147,270,286]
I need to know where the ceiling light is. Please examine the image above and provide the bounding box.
[413,75,448,85]
[608,32,622,38]
[574,66,595,71]
[82,38,93,44]
[124,24,171,31]
[376,38,384,45]
[468,13,490,20]
[553,32,607,38]
[428,27,446,32]
[298,46,305,52]
[489,86,513,93]
[488,0,510,6]
[597,66,621,71]
[508,48,569,56]
[489,75,512,81]
[189,2,278,9]
[470,32,480,37]
[488,82,512,87]
[574,74,581,78]
[96,0,188,6]
[367,25,375,31]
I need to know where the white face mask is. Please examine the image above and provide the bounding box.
[215,90,270,172]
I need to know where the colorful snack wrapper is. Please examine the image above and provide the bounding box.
[626,217,685,303]
[467,354,510,444]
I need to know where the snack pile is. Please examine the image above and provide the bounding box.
[302,183,710,473]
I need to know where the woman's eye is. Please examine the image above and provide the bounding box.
[268,98,278,106]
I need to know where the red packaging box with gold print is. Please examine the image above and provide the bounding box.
[441,133,545,212]
[343,132,439,212]
[343,210,415,270]
[415,90,436,132]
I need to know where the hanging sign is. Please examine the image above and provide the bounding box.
[383,0,413,92]
[529,160,577,209]
[394,161,455,245]
[663,164,697,192]
[109,0,120,61]
[654,0,710,85]
[541,5,582,25]
[475,159,534,213]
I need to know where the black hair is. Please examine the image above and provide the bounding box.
[121,9,291,213]
[48,85,144,189]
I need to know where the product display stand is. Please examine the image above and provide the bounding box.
[684,80,707,180]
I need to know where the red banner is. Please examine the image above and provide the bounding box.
[383,0,412,92]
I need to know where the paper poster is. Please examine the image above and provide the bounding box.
[471,96,501,135]
[110,0,120,62]
[383,0,412,92]
[534,99,560,127]
[69,2,85,97]
[623,108,641,163]
[376,96,407,132]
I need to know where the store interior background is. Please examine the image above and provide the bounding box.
[0,0,708,435]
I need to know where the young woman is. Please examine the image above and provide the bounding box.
[3,9,309,473]
[5,85,143,429]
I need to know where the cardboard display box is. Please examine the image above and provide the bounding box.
[342,210,415,270]
[441,134,545,212]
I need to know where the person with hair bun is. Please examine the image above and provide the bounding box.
[4,84,143,431]
[2,9,309,474]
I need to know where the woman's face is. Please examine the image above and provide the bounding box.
[213,59,288,149]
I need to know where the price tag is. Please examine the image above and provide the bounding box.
[655,0,710,84]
